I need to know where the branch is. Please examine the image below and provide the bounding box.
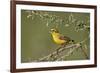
[56,46,77,61]
[37,43,81,62]
[80,44,89,59]
[35,36,89,62]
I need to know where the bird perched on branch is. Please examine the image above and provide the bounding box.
[50,28,74,46]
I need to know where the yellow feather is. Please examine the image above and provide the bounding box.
[51,32,66,45]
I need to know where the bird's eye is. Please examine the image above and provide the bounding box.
[53,30,55,31]
[53,29,56,32]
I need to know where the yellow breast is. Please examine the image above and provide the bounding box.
[51,32,66,45]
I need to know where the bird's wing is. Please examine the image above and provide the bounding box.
[59,35,71,41]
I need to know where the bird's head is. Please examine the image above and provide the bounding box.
[50,28,59,34]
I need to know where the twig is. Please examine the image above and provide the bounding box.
[36,37,89,62]
[80,44,89,59]
[37,43,81,61]
[56,46,77,61]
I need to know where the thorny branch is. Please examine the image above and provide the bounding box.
[36,42,88,62]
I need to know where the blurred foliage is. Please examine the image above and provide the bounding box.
[26,10,90,32]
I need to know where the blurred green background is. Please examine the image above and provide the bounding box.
[21,10,90,63]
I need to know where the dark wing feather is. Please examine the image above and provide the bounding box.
[59,35,71,42]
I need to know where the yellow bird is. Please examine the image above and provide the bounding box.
[50,28,74,46]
